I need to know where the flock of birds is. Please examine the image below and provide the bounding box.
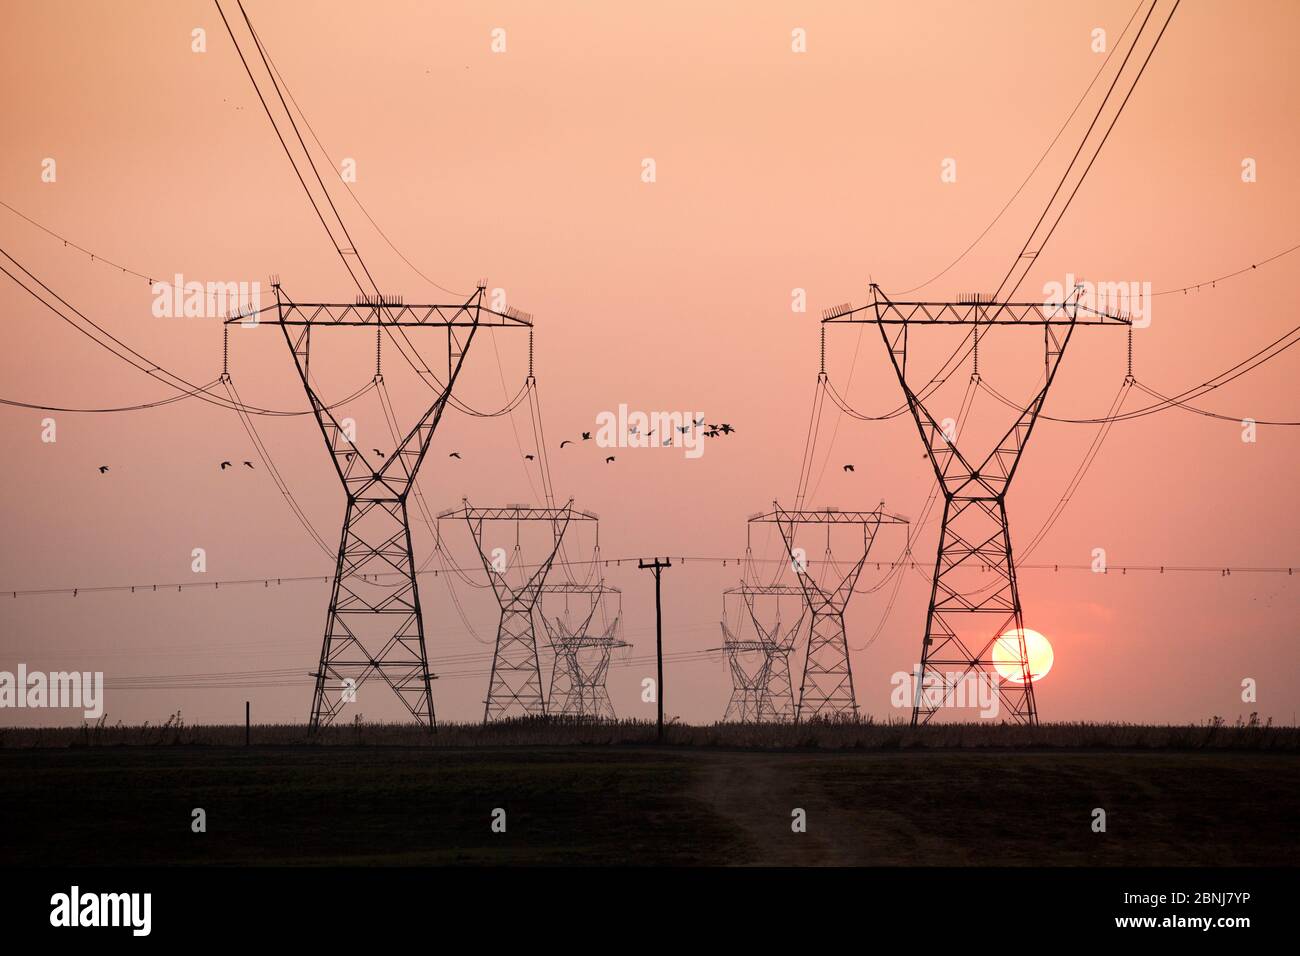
[447,418,738,466]
[96,419,756,474]
[97,461,255,474]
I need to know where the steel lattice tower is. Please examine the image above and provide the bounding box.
[231,282,532,732]
[718,585,806,722]
[540,582,626,719]
[823,286,1129,725]
[439,501,597,722]
[749,505,907,722]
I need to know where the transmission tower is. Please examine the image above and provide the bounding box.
[748,505,907,722]
[439,501,597,722]
[716,622,775,723]
[540,582,627,719]
[229,281,532,731]
[823,286,1128,725]
[717,585,805,722]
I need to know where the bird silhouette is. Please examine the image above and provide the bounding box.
[581,432,592,441]
[243,461,255,469]
[677,425,690,434]
[559,440,572,448]
[372,449,384,458]
[719,423,734,434]
[220,461,232,470]
[843,464,855,472]
[704,429,719,438]
[525,454,535,461]
[605,456,616,464]
[97,465,109,474]
[449,452,462,459]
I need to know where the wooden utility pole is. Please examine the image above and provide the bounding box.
[638,558,671,742]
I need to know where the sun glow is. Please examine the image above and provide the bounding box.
[992,628,1054,683]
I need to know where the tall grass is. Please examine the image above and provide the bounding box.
[1,714,1294,751]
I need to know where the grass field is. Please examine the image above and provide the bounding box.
[1,721,1296,866]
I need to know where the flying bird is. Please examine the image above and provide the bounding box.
[525,454,535,461]
[605,456,616,464]
[719,423,734,434]
[97,465,109,474]
[704,429,719,438]
[373,449,385,458]
[560,440,573,448]
[581,432,592,441]
[243,461,255,469]
[843,464,855,472]
[449,452,462,459]
[220,461,232,470]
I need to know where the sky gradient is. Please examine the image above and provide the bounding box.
[1,0,1297,727]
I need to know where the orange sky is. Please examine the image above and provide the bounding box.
[1,0,1297,727]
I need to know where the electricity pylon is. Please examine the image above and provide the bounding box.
[749,505,907,722]
[823,285,1129,725]
[540,582,626,719]
[230,281,532,732]
[439,501,597,722]
[718,585,806,722]
[717,622,776,723]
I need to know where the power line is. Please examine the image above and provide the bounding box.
[6,553,1295,600]
[896,0,1146,295]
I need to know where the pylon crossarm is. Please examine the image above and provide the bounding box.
[819,287,1131,326]
[230,297,532,328]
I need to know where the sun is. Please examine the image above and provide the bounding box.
[992,628,1054,683]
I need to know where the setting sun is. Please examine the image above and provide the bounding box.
[992,628,1055,684]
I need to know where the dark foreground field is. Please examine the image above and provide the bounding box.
[2,725,1296,866]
